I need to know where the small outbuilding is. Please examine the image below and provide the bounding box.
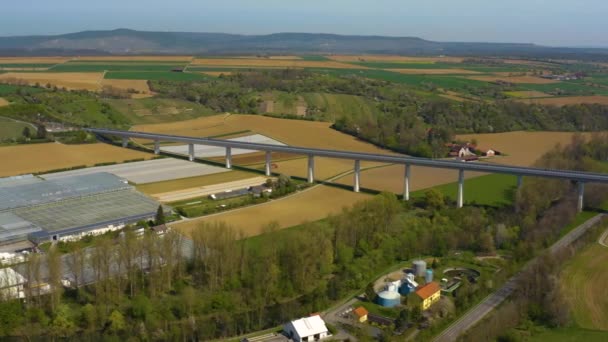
[283,315,330,342]
[353,306,368,323]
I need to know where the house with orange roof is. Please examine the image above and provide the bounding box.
[353,306,368,323]
[413,282,441,311]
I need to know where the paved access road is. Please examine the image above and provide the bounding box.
[433,214,605,342]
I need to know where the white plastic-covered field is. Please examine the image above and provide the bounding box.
[41,158,230,184]
[160,134,285,158]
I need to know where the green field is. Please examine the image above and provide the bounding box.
[0,117,34,140]
[518,81,608,96]
[301,92,379,121]
[104,71,209,81]
[526,327,608,342]
[0,84,43,96]
[560,242,608,331]
[104,98,215,124]
[411,173,518,207]
[50,63,189,72]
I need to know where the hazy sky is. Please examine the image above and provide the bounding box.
[2,0,607,46]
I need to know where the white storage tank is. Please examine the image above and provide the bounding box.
[413,260,427,277]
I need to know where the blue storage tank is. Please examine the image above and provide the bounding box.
[376,290,401,307]
[399,282,415,295]
[426,269,433,283]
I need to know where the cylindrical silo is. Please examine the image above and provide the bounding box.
[425,269,433,283]
[376,290,401,307]
[413,260,427,277]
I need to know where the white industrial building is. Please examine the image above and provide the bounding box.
[283,315,330,342]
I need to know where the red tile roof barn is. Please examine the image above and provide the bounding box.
[415,282,440,300]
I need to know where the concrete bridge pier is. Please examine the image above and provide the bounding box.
[122,137,129,148]
[307,155,315,183]
[457,169,465,208]
[517,175,523,189]
[354,160,361,192]
[403,164,411,201]
[265,151,272,176]
[154,140,160,155]
[188,144,195,162]
[578,181,585,213]
[225,147,232,169]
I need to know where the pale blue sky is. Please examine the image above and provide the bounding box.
[1,0,607,46]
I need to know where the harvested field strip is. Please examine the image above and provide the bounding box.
[75,56,194,61]
[191,58,365,69]
[516,95,608,106]
[171,185,370,237]
[0,64,58,69]
[0,98,8,106]
[391,68,481,75]
[0,57,70,64]
[250,157,384,181]
[561,243,608,330]
[456,131,590,166]
[100,79,153,97]
[105,71,208,81]
[134,114,397,154]
[136,170,255,195]
[504,90,552,98]
[157,176,269,202]
[51,63,189,72]
[41,158,231,184]
[0,72,104,91]
[161,134,286,158]
[333,163,486,194]
[0,143,152,177]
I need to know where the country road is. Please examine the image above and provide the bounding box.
[433,213,606,342]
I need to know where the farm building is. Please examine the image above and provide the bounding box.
[413,282,441,311]
[283,315,330,342]
[0,267,26,300]
[353,306,369,323]
[0,173,163,246]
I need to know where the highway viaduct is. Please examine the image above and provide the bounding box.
[87,128,608,212]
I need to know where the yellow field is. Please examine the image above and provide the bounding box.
[231,56,302,60]
[0,57,70,64]
[100,79,153,97]
[191,58,365,69]
[200,71,233,77]
[393,68,480,75]
[133,114,395,153]
[0,143,153,177]
[505,90,552,98]
[136,170,257,195]
[518,96,608,106]
[456,131,591,167]
[0,72,103,91]
[561,242,608,331]
[466,75,559,84]
[171,185,370,237]
[329,55,465,63]
[0,98,9,107]
[74,56,194,62]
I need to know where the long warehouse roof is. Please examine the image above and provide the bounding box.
[87,128,608,184]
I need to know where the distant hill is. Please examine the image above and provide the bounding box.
[1,28,608,60]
